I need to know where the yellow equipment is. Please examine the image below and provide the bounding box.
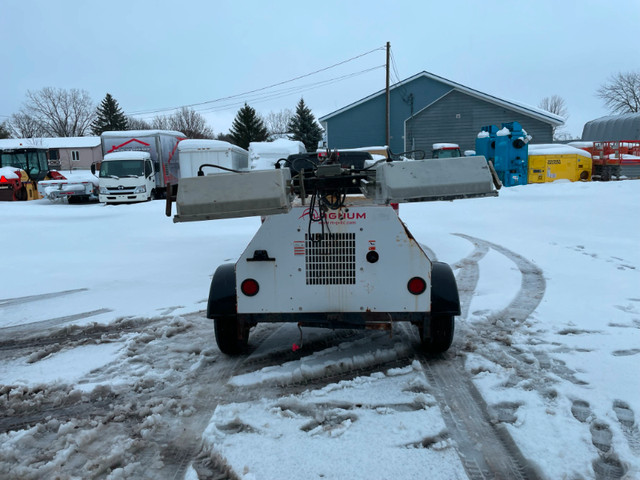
[528,145,592,183]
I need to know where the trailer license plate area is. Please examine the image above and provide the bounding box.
[305,233,356,285]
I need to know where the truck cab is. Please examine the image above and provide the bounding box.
[97,151,156,203]
[432,143,462,159]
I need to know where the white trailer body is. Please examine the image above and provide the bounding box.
[249,139,306,170]
[235,204,431,318]
[178,140,249,178]
[99,130,185,203]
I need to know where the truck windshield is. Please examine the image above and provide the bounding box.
[433,149,462,159]
[100,160,145,178]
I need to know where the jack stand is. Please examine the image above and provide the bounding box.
[292,323,304,352]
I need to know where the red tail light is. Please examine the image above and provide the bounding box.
[407,277,426,295]
[0,176,7,183]
[241,279,259,297]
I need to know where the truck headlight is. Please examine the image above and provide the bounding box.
[133,185,147,194]
[99,186,109,195]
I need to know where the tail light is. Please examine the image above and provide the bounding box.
[241,279,259,297]
[407,277,426,295]
[0,176,7,183]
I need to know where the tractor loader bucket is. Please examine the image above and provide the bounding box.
[173,168,292,222]
[366,156,498,204]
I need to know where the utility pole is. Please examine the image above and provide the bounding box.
[385,41,390,147]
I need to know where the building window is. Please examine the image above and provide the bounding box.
[49,149,59,161]
[71,150,80,161]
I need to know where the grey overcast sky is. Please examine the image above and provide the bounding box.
[2,0,639,139]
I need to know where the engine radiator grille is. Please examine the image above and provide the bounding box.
[305,233,356,285]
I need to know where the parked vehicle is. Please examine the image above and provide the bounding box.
[170,150,498,355]
[37,170,99,203]
[0,146,50,201]
[95,130,185,203]
[178,139,249,177]
[248,139,306,170]
[432,143,462,158]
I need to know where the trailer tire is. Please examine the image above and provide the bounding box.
[207,263,249,355]
[214,316,249,355]
[420,314,455,354]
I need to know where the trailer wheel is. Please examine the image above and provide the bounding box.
[207,263,250,355]
[214,316,249,355]
[420,314,455,354]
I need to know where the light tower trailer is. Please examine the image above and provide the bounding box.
[171,153,499,355]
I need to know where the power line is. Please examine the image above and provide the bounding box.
[128,46,386,117]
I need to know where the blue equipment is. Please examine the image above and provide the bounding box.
[476,121,529,187]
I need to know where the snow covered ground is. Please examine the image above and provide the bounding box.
[0,179,639,479]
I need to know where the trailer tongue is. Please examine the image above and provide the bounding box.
[170,153,498,355]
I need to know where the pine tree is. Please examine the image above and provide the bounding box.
[229,103,269,149]
[91,93,128,135]
[288,98,324,152]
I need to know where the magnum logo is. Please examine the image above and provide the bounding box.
[298,208,366,221]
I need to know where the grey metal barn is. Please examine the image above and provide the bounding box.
[319,71,564,155]
[581,113,640,141]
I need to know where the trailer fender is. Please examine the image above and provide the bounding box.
[207,263,237,319]
[431,261,461,316]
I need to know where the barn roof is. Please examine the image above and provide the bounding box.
[319,71,564,127]
[581,113,640,141]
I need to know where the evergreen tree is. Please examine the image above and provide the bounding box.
[91,93,128,135]
[287,98,323,152]
[229,103,268,149]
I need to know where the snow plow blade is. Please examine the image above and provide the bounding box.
[173,168,292,222]
[366,156,498,204]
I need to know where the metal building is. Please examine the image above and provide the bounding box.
[581,113,640,141]
[319,71,564,155]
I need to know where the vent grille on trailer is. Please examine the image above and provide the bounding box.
[305,233,356,285]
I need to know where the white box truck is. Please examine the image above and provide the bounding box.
[178,139,249,178]
[96,130,185,203]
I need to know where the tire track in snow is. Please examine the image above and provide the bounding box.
[408,234,548,479]
[0,288,88,307]
[453,233,546,325]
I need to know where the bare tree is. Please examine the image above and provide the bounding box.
[169,107,214,139]
[126,116,152,130]
[151,115,172,130]
[597,71,640,114]
[9,112,47,138]
[149,108,214,138]
[0,121,11,139]
[18,87,95,137]
[263,108,293,139]
[539,95,568,140]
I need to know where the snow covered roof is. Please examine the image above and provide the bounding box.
[103,151,151,161]
[248,139,306,155]
[529,143,592,158]
[581,113,640,141]
[319,71,565,127]
[101,130,185,138]
[0,137,100,149]
[432,143,459,149]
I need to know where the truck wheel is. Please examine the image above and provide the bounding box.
[214,317,249,355]
[420,314,455,354]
